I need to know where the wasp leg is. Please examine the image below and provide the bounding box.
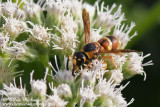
[84,62,91,69]
[102,56,114,62]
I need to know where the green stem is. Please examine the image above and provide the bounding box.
[67,101,76,107]
[83,102,93,107]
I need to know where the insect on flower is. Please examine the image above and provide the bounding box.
[67,9,137,76]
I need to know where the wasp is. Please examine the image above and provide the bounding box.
[67,9,136,76]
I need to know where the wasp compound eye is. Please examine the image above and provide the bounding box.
[73,52,87,66]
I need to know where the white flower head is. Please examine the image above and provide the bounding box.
[15,8,26,20]
[0,32,9,52]
[90,27,103,42]
[45,0,68,18]
[111,54,127,69]
[49,56,75,83]
[1,0,24,18]
[23,0,43,18]
[95,2,125,30]
[52,26,79,54]
[113,22,137,48]
[57,84,72,98]
[66,0,83,18]
[61,11,79,33]
[30,68,48,96]
[80,80,100,106]
[80,69,96,85]
[0,77,26,99]
[2,15,27,38]
[89,59,107,72]
[5,41,27,59]
[124,52,153,80]
[27,21,51,45]
[110,69,123,84]
[45,85,68,107]
[80,59,108,84]
[95,78,134,107]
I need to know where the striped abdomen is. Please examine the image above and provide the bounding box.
[98,35,120,51]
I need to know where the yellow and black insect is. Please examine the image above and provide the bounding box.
[67,9,136,76]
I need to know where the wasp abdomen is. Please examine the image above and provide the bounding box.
[98,37,112,51]
[106,36,120,50]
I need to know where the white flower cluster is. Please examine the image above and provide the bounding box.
[2,15,27,38]
[0,0,153,107]
[0,32,9,52]
[27,21,51,45]
[0,78,26,99]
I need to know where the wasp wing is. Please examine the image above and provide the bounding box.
[99,49,139,54]
[82,9,90,44]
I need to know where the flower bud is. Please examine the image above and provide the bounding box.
[57,84,72,98]
[123,52,153,80]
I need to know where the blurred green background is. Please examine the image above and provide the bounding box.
[85,0,160,106]
[2,0,159,106]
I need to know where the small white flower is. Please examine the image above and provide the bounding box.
[90,27,109,43]
[123,52,153,80]
[52,26,79,54]
[45,0,68,18]
[80,80,100,106]
[88,59,107,77]
[49,56,75,84]
[95,2,125,30]
[67,0,83,18]
[0,32,9,52]
[5,41,27,59]
[89,28,103,43]
[111,54,127,69]
[30,68,48,96]
[80,59,107,85]
[109,69,123,84]
[81,69,96,84]
[57,84,72,98]
[61,12,79,33]
[0,77,26,98]
[90,27,111,43]
[95,78,134,107]
[113,22,137,48]
[23,0,43,18]
[1,0,24,18]
[27,21,51,45]
[45,86,68,107]
[14,8,26,20]
[2,15,27,38]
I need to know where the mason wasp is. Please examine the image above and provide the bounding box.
[67,9,136,76]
